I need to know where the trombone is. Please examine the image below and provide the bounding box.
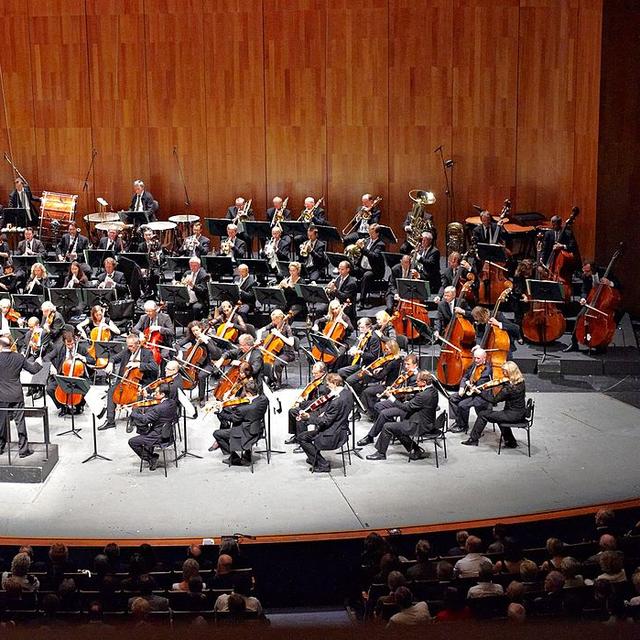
[232,198,252,225]
[341,196,382,236]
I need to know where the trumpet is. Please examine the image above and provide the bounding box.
[297,196,324,223]
[299,240,313,258]
[341,196,382,235]
[232,198,252,225]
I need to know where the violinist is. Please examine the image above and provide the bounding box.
[541,215,578,267]
[209,300,246,343]
[470,306,520,357]
[77,305,121,341]
[133,300,175,358]
[385,254,419,315]
[128,383,178,471]
[16,227,46,257]
[437,252,473,299]
[374,310,397,343]
[0,298,23,336]
[355,223,385,310]
[278,261,305,318]
[57,222,90,263]
[98,228,124,254]
[413,231,441,295]
[433,286,472,336]
[210,379,268,467]
[181,256,210,318]
[448,347,493,434]
[214,334,263,382]
[179,221,210,257]
[176,320,221,407]
[101,333,159,431]
[337,316,380,378]
[462,361,526,448]
[358,354,420,444]
[40,301,65,354]
[366,370,438,462]
[233,263,256,320]
[323,260,358,324]
[95,257,128,297]
[44,330,95,417]
[285,362,328,443]
[23,316,43,361]
[23,262,53,295]
[257,309,295,390]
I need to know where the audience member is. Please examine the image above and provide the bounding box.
[467,560,504,598]
[560,557,585,589]
[373,552,401,585]
[172,559,205,591]
[519,559,541,592]
[435,587,472,621]
[2,552,40,592]
[505,580,525,604]
[454,536,491,578]
[214,574,262,615]
[47,542,75,588]
[447,530,469,556]
[373,570,406,619]
[487,523,508,554]
[138,543,160,573]
[57,577,81,611]
[103,542,122,573]
[407,539,435,581]
[130,596,152,627]
[507,602,526,623]
[629,570,640,605]
[121,553,147,591]
[386,586,430,627]
[436,560,454,582]
[597,550,627,583]
[210,554,235,589]
[186,543,213,570]
[594,508,618,539]
[534,570,565,614]
[539,537,566,573]
[128,573,169,611]
[493,537,529,575]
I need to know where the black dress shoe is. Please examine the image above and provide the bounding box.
[503,441,518,449]
[208,441,219,452]
[0,445,5,455]
[563,343,579,353]
[312,465,331,473]
[98,422,116,431]
[461,439,478,446]
[126,423,134,434]
[33,390,44,400]
[409,448,430,460]
[366,452,386,461]
[19,449,34,459]
[357,436,373,446]
[57,407,68,417]
[284,436,297,445]
[198,399,207,408]
[148,455,159,471]
[449,425,467,434]
[293,446,304,454]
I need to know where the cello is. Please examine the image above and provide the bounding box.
[436,275,476,387]
[310,301,351,365]
[180,339,208,390]
[575,243,623,350]
[112,354,145,407]
[391,270,430,339]
[547,206,580,301]
[141,302,167,366]
[478,200,512,305]
[261,311,295,365]
[522,232,566,344]
[54,347,87,408]
[87,321,111,370]
[214,301,242,343]
[479,283,513,370]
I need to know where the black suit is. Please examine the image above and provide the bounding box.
[439,265,471,297]
[180,234,210,257]
[343,205,382,245]
[183,267,210,317]
[133,312,175,344]
[338,331,382,379]
[225,206,254,246]
[385,263,417,313]
[224,236,248,260]
[57,233,90,261]
[128,398,179,463]
[0,351,42,455]
[233,275,256,318]
[129,191,156,218]
[375,385,439,455]
[9,186,40,223]
[301,239,327,282]
[541,227,577,266]
[468,381,526,445]
[266,207,291,225]
[95,269,129,296]
[359,238,386,304]
[16,238,46,257]
[40,312,66,356]
[472,222,507,246]
[448,363,493,432]
[288,380,329,435]
[415,245,441,295]
[44,342,96,409]
[213,395,268,456]
[220,347,263,381]
[326,274,358,324]
[435,299,472,334]
[97,236,124,254]
[298,387,353,471]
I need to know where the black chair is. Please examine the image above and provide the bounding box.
[312,427,351,477]
[240,421,270,473]
[139,422,179,477]
[497,398,535,457]
[410,410,448,467]
[466,594,509,619]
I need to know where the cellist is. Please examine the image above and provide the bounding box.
[100,333,159,432]
[213,334,263,384]
[133,300,175,370]
[209,300,246,343]
[77,305,121,342]
[470,306,520,358]
[257,309,295,390]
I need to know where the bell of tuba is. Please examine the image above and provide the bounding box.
[446,222,465,254]
[406,189,436,247]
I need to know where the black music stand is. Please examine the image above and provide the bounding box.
[280,221,307,237]
[254,287,287,312]
[54,375,91,439]
[158,284,190,328]
[203,255,234,279]
[243,259,270,283]
[526,279,565,363]
[297,284,329,321]
[11,255,40,272]
[119,252,150,271]
[383,252,403,268]
[176,389,201,461]
[44,261,70,283]
[326,251,352,271]
[343,380,365,459]
[208,282,240,304]
[11,294,43,316]
[83,389,112,464]
[477,243,508,267]
[84,249,114,271]
[2,208,29,228]
[208,334,235,353]
[245,221,271,256]
[315,225,342,245]
[82,288,116,310]
[94,340,126,365]
[407,315,436,366]
[125,210,153,228]
[376,225,398,245]
[165,256,191,278]
[48,288,81,316]
[397,278,430,303]
[204,218,230,238]
[308,332,341,362]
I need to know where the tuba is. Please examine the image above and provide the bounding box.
[446,222,465,254]
[407,189,436,247]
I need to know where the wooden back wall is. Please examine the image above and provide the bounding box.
[0,0,603,259]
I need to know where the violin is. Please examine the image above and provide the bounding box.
[310,301,351,364]
[464,377,509,397]
[143,375,176,395]
[357,353,401,379]
[478,199,512,305]
[575,243,623,350]
[350,327,373,367]
[5,308,22,323]
[54,348,87,407]
[128,397,161,410]
[376,372,410,398]
[88,321,111,370]
[203,396,250,415]
[296,393,331,419]
[261,311,294,365]
[294,375,327,406]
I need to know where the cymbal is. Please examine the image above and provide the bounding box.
[96,221,125,231]
[144,221,176,231]
[84,212,120,223]
[169,214,200,224]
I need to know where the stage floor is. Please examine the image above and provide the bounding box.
[0,386,639,540]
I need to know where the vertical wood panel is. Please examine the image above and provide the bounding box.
[263,0,327,216]
[452,0,519,218]
[327,0,389,232]
[389,0,453,244]
[204,0,267,218]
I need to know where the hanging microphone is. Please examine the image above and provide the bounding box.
[433,144,443,153]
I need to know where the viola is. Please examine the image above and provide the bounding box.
[54,350,87,407]
[299,393,331,417]
[261,312,295,365]
[144,375,176,395]
[88,322,111,370]
[310,301,351,364]
[478,199,512,305]
[575,243,623,350]
[465,377,509,397]
[127,398,161,410]
[5,308,21,323]
[295,375,327,405]
[547,206,580,300]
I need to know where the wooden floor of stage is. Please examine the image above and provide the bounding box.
[1,379,639,541]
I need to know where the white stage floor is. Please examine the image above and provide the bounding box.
[0,389,638,540]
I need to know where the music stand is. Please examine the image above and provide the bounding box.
[326,251,352,270]
[406,315,436,365]
[119,252,150,271]
[245,221,271,256]
[176,388,201,461]
[376,225,398,245]
[315,225,342,245]
[397,278,430,303]
[203,255,234,279]
[2,208,29,227]
[208,282,240,304]
[125,210,152,228]
[308,332,341,361]
[11,255,40,273]
[11,294,43,315]
[204,218,230,238]
[243,259,270,282]
[526,279,565,363]
[343,380,364,459]
[383,252,403,268]
[158,284,190,328]
[477,242,508,267]
[280,221,307,238]
[94,340,126,364]
[254,287,287,312]
[297,284,329,321]
[82,288,116,310]
[54,375,91,438]
[208,334,235,353]
[48,288,81,316]
[84,249,114,271]
[165,256,191,279]
[44,261,70,283]
[82,386,112,463]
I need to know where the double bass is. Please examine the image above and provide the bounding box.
[310,301,351,365]
[575,243,623,350]
[546,206,580,301]
[436,276,476,387]
[478,199,512,305]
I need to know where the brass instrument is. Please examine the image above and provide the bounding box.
[299,239,313,258]
[272,196,289,227]
[341,196,382,236]
[220,238,232,256]
[344,238,365,260]
[263,237,278,269]
[232,198,252,225]
[297,196,324,223]
[407,189,436,248]
[182,234,200,254]
[446,221,465,254]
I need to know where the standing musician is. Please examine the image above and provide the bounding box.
[9,177,41,222]
[285,361,328,444]
[233,263,256,320]
[0,335,42,458]
[413,231,441,295]
[98,228,124,254]
[437,251,473,299]
[343,193,382,247]
[214,334,263,383]
[448,347,492,434]
[128,383,178,471]
[358,353,420,442]
[23,262,52,295]
[0,298,23,336]
[323,260,358,325]
[16,228,46,257]
[366,370,438,461]
[95,257,129,298]
[133,300,175,358]
[176,320,222,407]
[511,258,534,334]
[472,210,508,246]
[220,223,248,261]
[257,309,295,390]
[266,196,291,227]
[210,379,268,467]
[63,261,89,290]
[462,361,526,448]
[44,330,95,417]
[541,214,578,267]
[225,196,254,246]
[181,256,210,319]
[470,306,520,357]
[433,286,473,337]
[294,196,326,248]
[77,305,121,341]
[337,317,382,381]
[101,333,159,431]
[129,179,157,221]
[355,223,386,310]
[209,300,246,343]
[298,225,326,282]
[278,261,306,318]
[180,221,210,257]
[39,301,65,355]
[295,373,353,473]
[385,254,420,315]
[57,223,90,264]
[261,225,291,273]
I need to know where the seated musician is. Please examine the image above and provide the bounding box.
[129,179,157,223]
[437,251,473,300]
[323,260,358,325]
[385,254,420,315]
[39,301,65,355]
[221,223,248,261]
[214,333,263,383]
[433,286,472,337]
[128,383,178,471]
[23,262,53,295]
[298,225,326,282]
[375,310,397,343]
[139,359,182,404]
[63,261,89,289]
[177,320,221,407]
[57,222,90,264]
[77,304,121,341]
[100,333,159,431]
[343,193,382,247]
[278,261,305,318]
[181,256,210,319]
[294,196,326,247]
[366,370,438,462]
[462,361,526,448]
[16,228,46,257]
[133,300,175,358]
[354,223,385,310]
[285,361,328,445]
[23,316,44,363]
[257,309,295,390]
[261,225,291,271]
[226,196,254,222]
[541,215,577,266]
[180,221,210,257]
[225,197,253,247]
[312,299,354,367]
[295,373,353,473]
[209,300,246,342]
[448,347,492,434]
[98,228,124,254]
[137,228,163,265]
[211,380,268,466]
[95,257,129,298]
[9,177,41,222]
[266,196,291,227]
[44,330,96,417]
[472,210,508,246]
[233,263,256,320]
[0,298,23,336]
[470,306,520,356]
[358,353,420,442]
[414,231,441,296]
[511,258,534,336]
[337,317,382,381]
[0,262,19,294]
